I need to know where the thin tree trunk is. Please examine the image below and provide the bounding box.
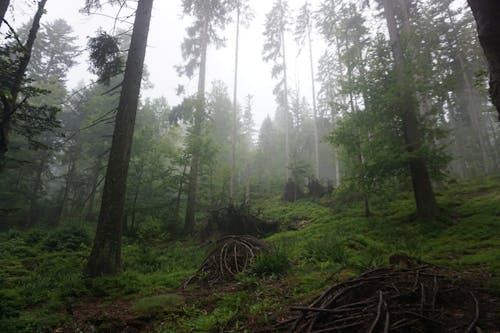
[84,160,102,221]
[282,20,290,181]
[0,0,47,164]
[87,0,154,277]
[245,162,250,205]
[0,0,10,28]
[184,18,209,234]
[468,0,500,120]
[307,21,320,180]
[56,159,76,224]
[26,154,47,227]
[382,0,437,219]
[174,161,188,225]
[230,2,240,203]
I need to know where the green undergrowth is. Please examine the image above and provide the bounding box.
[0,224,204,333]
[1,175,499,332]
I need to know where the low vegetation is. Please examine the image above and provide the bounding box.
[1,175,498,332]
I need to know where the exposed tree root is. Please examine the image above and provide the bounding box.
[279,266,483,332]
[183,235,266,288]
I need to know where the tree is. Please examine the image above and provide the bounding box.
[179,0,238,234]
[27,19,79,82]
[263,0,291,181]
[0,0,9,28]
[0,0,49,164]
[295,1,319,180]
[87,0,154,277]
[467,0,500,120]
[381,0,437,219]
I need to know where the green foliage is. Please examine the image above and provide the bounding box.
[41,226,91,251]
[304,235,347,265]
[88,30,123,84]
[251,246,290,277]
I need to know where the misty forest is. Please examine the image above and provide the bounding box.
[1,0,500,332]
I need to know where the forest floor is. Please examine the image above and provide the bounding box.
[1,175,499,332]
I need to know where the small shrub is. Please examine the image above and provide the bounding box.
[251,246,290,277]
[137,217,165,245]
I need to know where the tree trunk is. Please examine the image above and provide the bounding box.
[184,18,209,234]
[87,0,154,277]
[174,161,188,225]
[245,162,250,205]
[26,154,47,227]
[382,0,437,220]
[307,21,320,180]
[0,0,47,164]
[282,22,290,181]
[55,159,75,225]
[84,159,103,221]
[0,0,10,28]
[230,2,241,203]
[468,0,500,120]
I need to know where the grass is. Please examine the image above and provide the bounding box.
[0,175,499,332]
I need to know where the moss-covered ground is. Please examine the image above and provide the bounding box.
[0,175,499,332]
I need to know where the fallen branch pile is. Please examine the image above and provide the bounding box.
[183,235,265,288]
[280,266,480,332]
[205,205,279,237]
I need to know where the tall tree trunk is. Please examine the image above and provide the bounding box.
[87,0,154,277]
[0,0,47,164]
[0,0,10,28]
[184,18,209,234]
[245,162,250,205]
[468,0,500,120]
[307,20,320,180]
[282,16,290,181]
[382,0,437,219]
[230,2,241,203]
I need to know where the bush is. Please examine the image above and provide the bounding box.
[251,246,290,277]
[137,217,166,245]
[42,227,91,252]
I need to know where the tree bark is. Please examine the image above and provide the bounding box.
[282,10,290,181]
[307,19,320,180]
[184,17,209,234]
[0,0,47,164]
[87,0,154,277]
[230,2,241,203]
[468,0,500,120]
[0,0,9,28]
[382,0,437,219]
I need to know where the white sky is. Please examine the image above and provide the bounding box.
[6,0,338,128]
